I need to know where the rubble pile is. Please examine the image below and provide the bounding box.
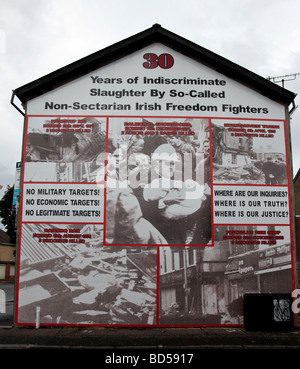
[213,163,264,184]
[18,245,157,325]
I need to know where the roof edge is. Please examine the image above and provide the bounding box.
[14,24,297,106]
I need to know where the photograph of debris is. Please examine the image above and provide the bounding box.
[24,117,106,182]
[17,223,157,325]
[211,120,288,185]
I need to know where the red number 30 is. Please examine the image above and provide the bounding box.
[143,53,174,69]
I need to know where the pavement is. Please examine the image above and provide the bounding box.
[0,325,300,349]
[0,325,299,365]
[1,281,300,362]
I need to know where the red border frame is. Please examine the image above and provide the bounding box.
[15,114,294,327]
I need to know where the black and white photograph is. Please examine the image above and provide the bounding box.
[211,119,288,185]
[159,225,293,325]
[18,223,157,325]
[105,117,212,246]
[24,116,106,183]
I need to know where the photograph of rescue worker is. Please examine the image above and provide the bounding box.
[142,143,204,244]
[105,117,212,246]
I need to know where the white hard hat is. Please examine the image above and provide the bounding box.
[152,144,181,162]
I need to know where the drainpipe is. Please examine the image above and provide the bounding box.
[10,90,25,116]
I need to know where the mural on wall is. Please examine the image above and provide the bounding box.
[15,40,294,326]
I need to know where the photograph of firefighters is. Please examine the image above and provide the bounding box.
[105,117,212,246]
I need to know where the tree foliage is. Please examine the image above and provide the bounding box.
[0,186,16,243]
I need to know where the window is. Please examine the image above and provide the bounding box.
[188,248,195,265]
[179,249,184,269]
[0,265,5,280]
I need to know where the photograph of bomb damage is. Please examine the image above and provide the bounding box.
[211,119,288,185]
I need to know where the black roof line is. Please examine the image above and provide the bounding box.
[14,24,296,105]
[294,168,300,183]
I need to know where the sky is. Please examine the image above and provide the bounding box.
[1,0,300,203]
